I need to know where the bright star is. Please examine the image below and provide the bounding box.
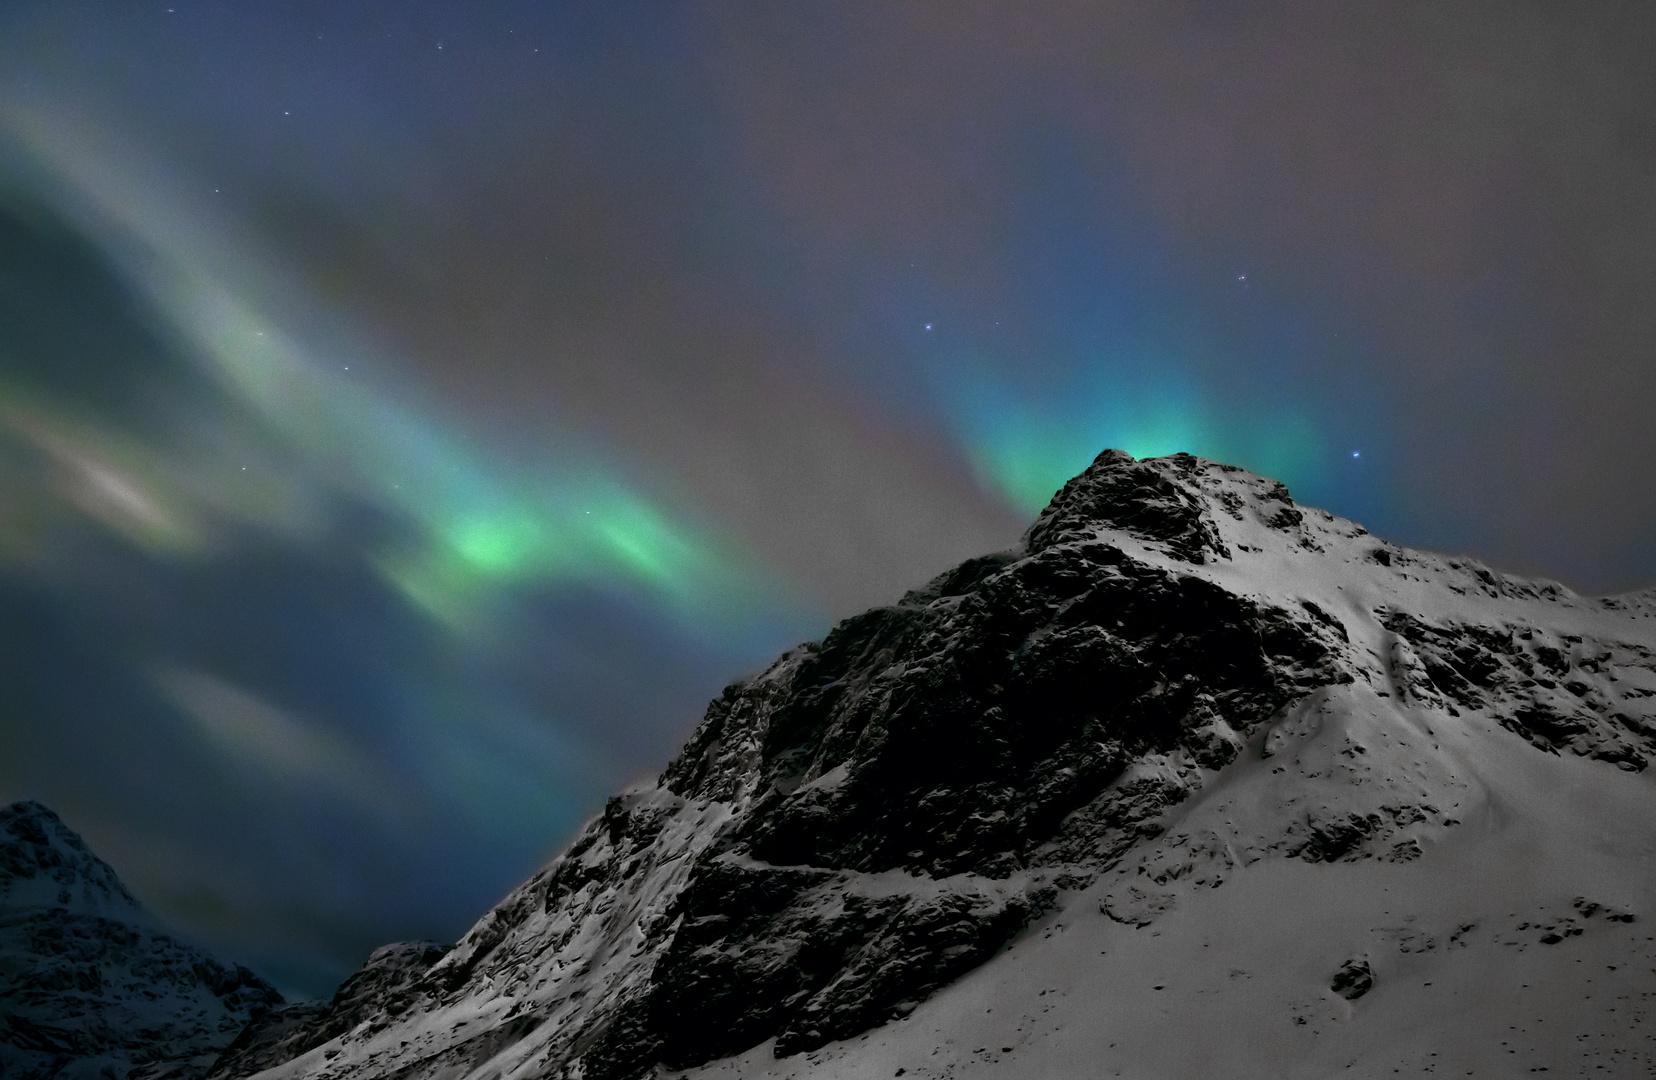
[1352,451,1360,458]
[925,323,932,331]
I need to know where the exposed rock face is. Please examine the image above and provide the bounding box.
[0,801,282,1080]
[1024,448,1232,562]
[228,451,1656,1080]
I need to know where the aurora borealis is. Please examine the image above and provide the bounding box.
[3,3,1655,995]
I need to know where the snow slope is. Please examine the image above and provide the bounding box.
[234,450,1656,1079]
[680,682,1656,1078]
[0,801,283,1080]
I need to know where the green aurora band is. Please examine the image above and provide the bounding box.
[1,108,794,640]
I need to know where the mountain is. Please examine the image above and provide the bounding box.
[221,452,1656,1076]
[203,942,449,1080]
[0,801,283,1080]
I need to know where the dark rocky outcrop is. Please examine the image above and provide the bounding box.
[1024,450,1230,562]
[1331,959,1373,999]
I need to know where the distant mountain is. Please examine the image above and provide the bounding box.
[145,453,1656,1076]
[0,801,282,1080]
[202,941,448,1080]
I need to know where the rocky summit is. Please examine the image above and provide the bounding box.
[200,453,1656,1076]
[0,801,283,1080]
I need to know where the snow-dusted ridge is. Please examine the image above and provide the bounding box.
[232,450,1656,1079]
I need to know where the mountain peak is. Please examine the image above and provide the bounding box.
[1026,449,1297,563]
[0,798,145,918]
[0,802,282,1080]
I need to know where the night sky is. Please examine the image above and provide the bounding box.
[2,2,1654,996]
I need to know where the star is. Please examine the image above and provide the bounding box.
[925,323,933,331]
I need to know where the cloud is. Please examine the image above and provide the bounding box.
[3,403,199,551]
[151,665,401,816]
[10,102,812,626]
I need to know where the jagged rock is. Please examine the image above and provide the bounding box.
[0,802,282,1080]
[1331,959,1374,999]
[1025,450,1229,562]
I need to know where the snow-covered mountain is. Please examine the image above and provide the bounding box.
[218,452,1656,1076]
[0,801,282,1080]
